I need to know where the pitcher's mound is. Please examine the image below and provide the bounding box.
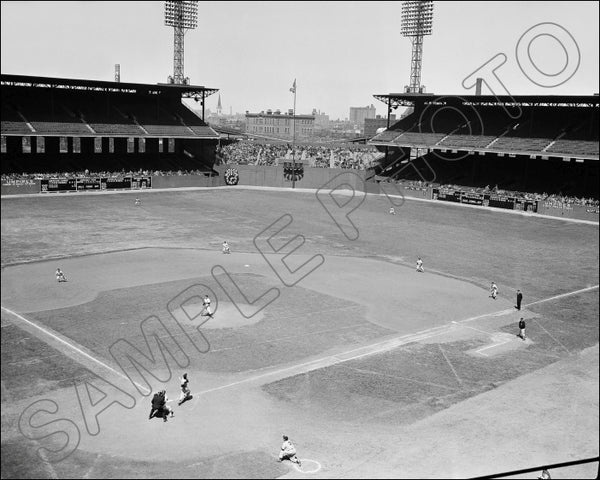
[178,302,265,329]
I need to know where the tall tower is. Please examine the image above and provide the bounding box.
[164,1,198,85]
[217,94,222,116]
[401,1,434,94]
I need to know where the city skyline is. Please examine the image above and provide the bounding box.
[1,1,598,120]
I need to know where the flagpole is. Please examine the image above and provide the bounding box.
[292,81,297,189]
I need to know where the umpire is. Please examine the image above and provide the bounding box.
[515,290,523,310]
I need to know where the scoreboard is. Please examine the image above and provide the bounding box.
[41,177,151,192]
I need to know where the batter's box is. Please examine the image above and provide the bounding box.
[467,332,528,357]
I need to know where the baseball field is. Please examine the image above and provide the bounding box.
[1,186,598,479]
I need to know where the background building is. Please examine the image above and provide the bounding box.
[349,104,376,132]
[245,109,314,140]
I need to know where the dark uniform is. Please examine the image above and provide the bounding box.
[518,318,526,340]
[516,290,523,310]
[149,391,164,419]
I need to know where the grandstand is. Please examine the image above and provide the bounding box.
[0,74,220,174]
[369,94,599,198]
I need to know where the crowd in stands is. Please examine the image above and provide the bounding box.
[1,169,207,183]
[217,140,381,170]
[382,178,599,207]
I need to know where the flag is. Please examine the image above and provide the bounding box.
[290,79,296,94]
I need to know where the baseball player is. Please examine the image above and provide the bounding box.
[201,295,213,317]
[149,390,173,421]
[134,197,141,206]
[56,268,67,282]
[518,317,526,340]
[416,257,424,273]
[278,435,301,467]
[222,241,230,254]
[178,373,193,406]
[538,468,551,480]
[389,207,396,215]
[490,282,498,299]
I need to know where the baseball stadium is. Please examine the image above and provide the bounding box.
[1,2,599,480]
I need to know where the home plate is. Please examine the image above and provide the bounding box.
[293,459,321,474]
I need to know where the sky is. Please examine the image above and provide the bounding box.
[1,1,598,120]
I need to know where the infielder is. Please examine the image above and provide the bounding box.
[416,257,424,273]
[490,282,498,299]
[56,268,67,282]
[201,295,213,317]
[222,241,230,254]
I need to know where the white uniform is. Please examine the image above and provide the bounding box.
[490,283,498,299]
[279,439,300,465]
[222,242,230,254]
[416,259,424,272]
[202,296,213,316]
[178,375,192,405]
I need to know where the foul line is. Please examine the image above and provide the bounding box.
[456,285,599,325]
[193,285,599,398]
[524,285,599,307]
[0,306,150,395]
[4,284,596,405]
[451,321,493,335]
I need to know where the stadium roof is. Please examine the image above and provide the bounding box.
[373,93,600,109]
[0,73,219,99]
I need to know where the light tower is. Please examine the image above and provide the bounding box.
[400,1,434,94]
[164,0,198,85]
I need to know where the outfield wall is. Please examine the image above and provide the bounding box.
[536,203,600,221]
[151,174,223,189]
[0,181,40,195]
[213,165,368,191]
[2,167,598,223]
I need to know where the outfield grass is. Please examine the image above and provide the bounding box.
[2,190,598,302]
